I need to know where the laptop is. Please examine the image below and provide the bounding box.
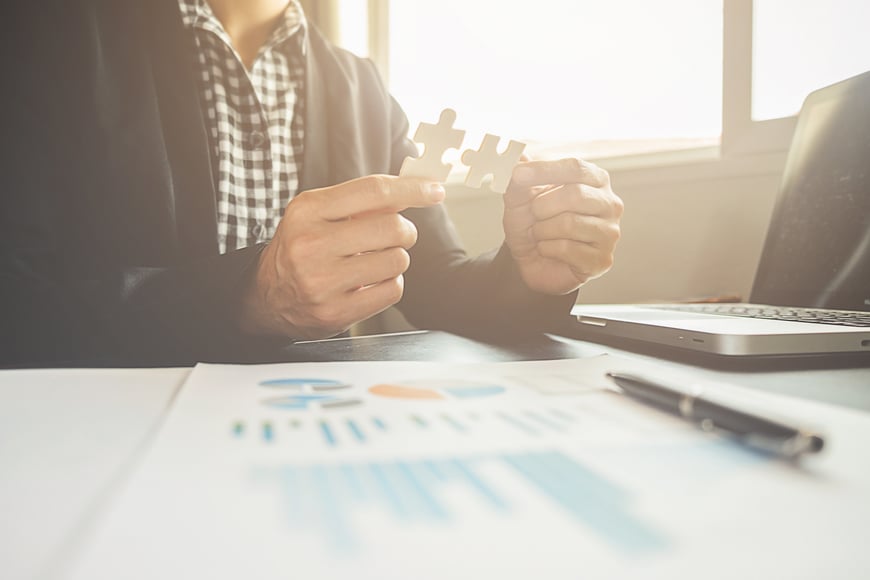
[570,70,870,358]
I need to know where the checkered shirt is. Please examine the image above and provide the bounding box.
[178,0,307,253]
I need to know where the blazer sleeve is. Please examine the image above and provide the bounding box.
[1,90,270,367]
[0,53,274,366]
[0,3,275,367]
[0,234,268,368]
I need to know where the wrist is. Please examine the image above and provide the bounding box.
[238,244,289,337]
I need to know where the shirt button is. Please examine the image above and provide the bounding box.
[249,130,267,149]
[251,222,267,240]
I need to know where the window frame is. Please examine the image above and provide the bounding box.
[722,0,797,157]
[364,0,797,169]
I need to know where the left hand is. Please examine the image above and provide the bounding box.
[503,158,624,295]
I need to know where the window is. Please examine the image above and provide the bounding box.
[752,0,870,121]
[388,0,722,160]
[333,0,369,59]
[334,0,870,163]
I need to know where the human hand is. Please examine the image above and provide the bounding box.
[240,175,445,339]
[502,158,623,295]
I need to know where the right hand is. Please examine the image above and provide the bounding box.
[240,175,446,339]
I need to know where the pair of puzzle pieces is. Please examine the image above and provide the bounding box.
[399,109,526,194]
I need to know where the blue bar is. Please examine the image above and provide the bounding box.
[310,465,354,550]
[279,466,304,523]
[441,413,466,432]
[346,419,366,443]
[262,421,274,442]
[320,420,337,447]
[340,463,366,501]
[501,452,666,553]
[372,417,388,431]
[497,412,539,436]
[537,451,626,503]
[407,460,443,493]
[424,459,448,482]
[395,461,449,521]
[411,414,428,428]
[449,458,509,511]
[232,421,244,437]
[369,463,410,520]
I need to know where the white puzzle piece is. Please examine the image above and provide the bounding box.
[461,134,527,194]
[399,108,466,182]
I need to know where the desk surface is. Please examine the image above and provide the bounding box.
[1,331,869,580]
[288,330,870,411]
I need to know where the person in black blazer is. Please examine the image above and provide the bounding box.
[0,0,623,367]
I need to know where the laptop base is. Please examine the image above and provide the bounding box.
[561,320,870,372]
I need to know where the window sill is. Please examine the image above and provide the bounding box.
[445,141,790,199]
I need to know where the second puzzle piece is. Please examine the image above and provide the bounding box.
[400,108,526,194]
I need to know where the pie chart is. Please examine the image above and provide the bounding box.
[258,378,356,409]
[369,379,506,400]
[261,394,338,409]
[259,378,351,391]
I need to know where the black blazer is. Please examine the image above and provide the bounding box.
[0,0,575,367]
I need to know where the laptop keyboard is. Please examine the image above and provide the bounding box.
[654,304,870,327]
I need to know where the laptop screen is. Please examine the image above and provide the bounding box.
[750,71,870,313]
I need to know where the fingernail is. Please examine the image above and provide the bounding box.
[426,183,446,200]
[513,167,534,183]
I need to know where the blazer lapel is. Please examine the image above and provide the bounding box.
[142,0,218,258]
[299,27,331,192]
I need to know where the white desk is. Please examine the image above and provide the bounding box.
[0,368,189,580]
[1,333,869,580]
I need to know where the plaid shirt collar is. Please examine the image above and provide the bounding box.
[177,0,307,57]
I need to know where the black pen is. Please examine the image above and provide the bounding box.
[606,372,825,458]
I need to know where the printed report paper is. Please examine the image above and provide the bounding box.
[62,358,870,580]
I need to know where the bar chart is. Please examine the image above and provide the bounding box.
[253,450,667,555]
[232,406,581,447]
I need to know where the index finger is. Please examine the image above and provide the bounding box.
[510,158,609,189]
[307,175,446,221]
